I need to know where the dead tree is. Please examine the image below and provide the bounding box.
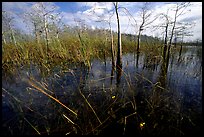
[28,2,59,60]
[161,13,170,61]
[2,11,17,46]
[166,2,191,65]
[114,2,122,69]
[136,2,157,53]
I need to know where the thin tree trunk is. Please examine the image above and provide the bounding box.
[136,53,140,68]
[43,15,49,60]
[9,22,17,46]
[166,7,178,65]
[109,23,115,85]
[174,31,177,48]
[104,49,106,66]
[56,31,62,47]
[136,30,141,53]
[114,2,122,68]
[110,25,115,68]
[179,35,184,57]
[34,23,40,44]
[2,32,7,45]
[136,8,145,54]
[44,21,49,47]
[158,59,167,90]
[11,28,17,46]
[163,23,168,61]
[169,11,178,48]
[116,67,122,86]
[111,66,114,85]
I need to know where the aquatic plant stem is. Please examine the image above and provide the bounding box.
[24,117,41,135]
[28,79,77,116]
[78,89,102,125]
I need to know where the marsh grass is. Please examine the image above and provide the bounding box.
[2,29,164,75]
[2,29,200,135]
[2,57,199,135]
[1,58,185,135]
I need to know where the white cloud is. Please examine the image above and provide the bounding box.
[78,2,113,10]
[59,2,202,41]
[181,2,202,41]
[2,2,202,41]
[127,2,202,41]
[2,2,32,12]
[2,2,63,34]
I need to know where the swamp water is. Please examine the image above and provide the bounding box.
[2,46,202,135]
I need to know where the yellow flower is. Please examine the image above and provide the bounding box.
[140,122,145,127]
[112,96,116,99]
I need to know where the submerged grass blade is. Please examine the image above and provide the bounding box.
[2,88,21,103]
[78,89,102,125]
[27,79,77,116]
[63,114,76,125]
[63,114,83,135]
[30,77,53,94]
[123,112,137,135]
[24,117,41,135]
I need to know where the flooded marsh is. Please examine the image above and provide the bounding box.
[2,46,202,136]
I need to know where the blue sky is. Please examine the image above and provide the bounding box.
[2,2,202,42]
[55,2,83,13]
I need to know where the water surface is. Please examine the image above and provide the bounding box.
[2,46,202,135]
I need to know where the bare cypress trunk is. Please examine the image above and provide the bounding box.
[110,23,115,85]
[103,49,106,66]
[158,59,167,90]
[136,4,146,54]
[116,67,122,86]
[179,44,183,57]
[56,32,59,40]
[166,7,178,66]
[134,34,137,55]
[110,66,114,85]
[174,31,177,48]
[136,53,140,68]
[11,29,17,46]
[179,35,184,57]
[114,3,122,69]
[137,25,144,53]
[2,32,7,45]
[169,11,178,49]
[136,30,141,53]
[163,24,168,61]
[56,31,62,47]
[9,22,17,46]
[104,30,107,66]
[110,25,115,68]
[44,21,49,48]
[43,15,49,60]
[34,23,40,44]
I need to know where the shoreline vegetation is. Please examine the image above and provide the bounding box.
[2,26,202,135]
[2,26,200,74]
[2,2,202,136]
